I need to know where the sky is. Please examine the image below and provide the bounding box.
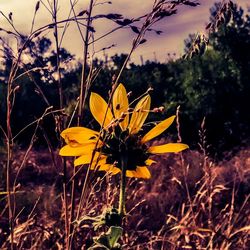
[0,0,249,64]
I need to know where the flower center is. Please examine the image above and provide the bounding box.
[100,124,149,171]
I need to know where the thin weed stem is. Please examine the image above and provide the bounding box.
[6,61,14,250]
[78,0,94,123]
[176,106,194,217]
[52,0,69,247]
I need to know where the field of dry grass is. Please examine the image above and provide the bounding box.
[1,143,249,249]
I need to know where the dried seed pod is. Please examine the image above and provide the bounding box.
[131,26,140,34]
[8,12,13,21]
[35,1,40,12]
[34,31,42,37]
[106,13,123,20]
[139,39,147,45]
[78,10,86,16]
[205,22,212,30]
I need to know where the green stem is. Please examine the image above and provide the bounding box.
[118,155,127,217]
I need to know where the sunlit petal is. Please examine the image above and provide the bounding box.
[126,170,135,178]
[90,92,113,128]
[61,127,99,145]
[141,115,176,143]
[74,152,106,166]
[145,159,156,166]
[129,94,151,134]
[126,166,151,179]
[148,143,189,154]
[136,166,151,178]
[60,145,86,156]
[108,166,121,175]
[59,141,101,156]
[91,163,120,175]
[112,83,129,130]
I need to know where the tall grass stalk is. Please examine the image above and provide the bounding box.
[52,0,70,247]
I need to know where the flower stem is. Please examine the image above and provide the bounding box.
[118,155,127,217]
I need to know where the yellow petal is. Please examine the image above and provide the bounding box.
[126,167,151,179]
[74,154,92,166]
[59,141,101,156]
[145,159,156,166]
[129,95,151,134]
[61,127,99,145]
[60,145,86,156]
[99,165,120,175]
[126,170,135,178]
[136,167,151,178]
[90,159,109,170]
[91,163,120,175]
[74,152,106,166]
[90,92,113,128]
[112,83,129,130]
[148,143,189,154]
[109,166,121,175]
[141,115,176,143]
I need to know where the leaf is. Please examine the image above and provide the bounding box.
[205,22,212,30]
[183,1,200,7]
[9,12,13,21]
[122,18,133,25]
[156,9,177,19]
[88,242,109,250]
[131,26,140,34]
[116,18,133,26]
[139,39,147,45]
[78,10,87,16]
[106,13,123,20]
[155,30,163,35]
[107,226,123,248]
[34,31,42,37]
[93,226,122,249]
[35,1,40,12]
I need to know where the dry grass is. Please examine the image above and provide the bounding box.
[0,144,249,249]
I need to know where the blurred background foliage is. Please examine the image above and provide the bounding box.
[0,2,249,158]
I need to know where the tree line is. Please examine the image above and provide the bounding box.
[0,3,249,158]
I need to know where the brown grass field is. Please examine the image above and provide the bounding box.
[1,143,249,249]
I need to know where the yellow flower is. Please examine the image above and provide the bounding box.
[59,84,188,179]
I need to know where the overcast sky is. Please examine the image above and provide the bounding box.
[0,0,249,63]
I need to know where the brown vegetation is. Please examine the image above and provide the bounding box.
[0,144,249,249]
